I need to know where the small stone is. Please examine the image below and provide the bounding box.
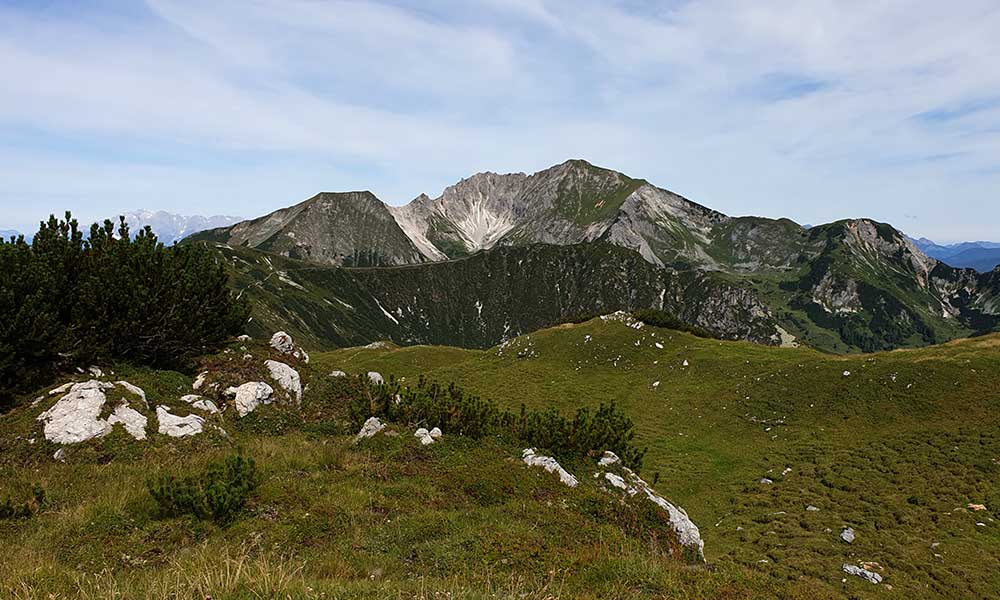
[329,370,347,377]
[760,478,773,485]
[841,527,856,544]
[842,564,882,584]
[53,448,66,462]
[806,505,820,512]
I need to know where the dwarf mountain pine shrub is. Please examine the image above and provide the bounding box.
[352,375,646,470]
[147,455,259,524]
[0,213,248,409]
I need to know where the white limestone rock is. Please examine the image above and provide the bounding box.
[270,331,309,363]
[429,427,442,439]
[841,527,856,543]
[156,406,205,438]
[367,371,385,385]
[329,370,347,378]
[237,334,252,341]
[53,448,66,462]
[192,372,208,391]
[48,382,74,396]
[264,360,302,404]
[115,381,148,406]
[37,380,114,444]
[415,427,435,445]
[88,366,103,378]
[224,382,274,417]
[355,416,385,441]
[522,448,578,487]
[107,403,148,440]
[179,394,220,414]
[594,453,705,562]
[843,564,882,584]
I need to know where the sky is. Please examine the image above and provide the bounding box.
[1,0,999,242]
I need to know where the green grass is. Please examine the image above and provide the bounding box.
[3,322,998,598]
[315,318,1000,598]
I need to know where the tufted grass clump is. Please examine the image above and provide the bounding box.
[147,455,259,524]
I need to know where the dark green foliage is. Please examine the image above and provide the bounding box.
[353,376,646,470]
[632,309,719,339]
[147,455,259,524]
[0,486,45,520]
[0,213,248,409]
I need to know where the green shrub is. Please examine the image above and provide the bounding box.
[352,376,647,470]
[0,486,45,520]
[0,213,248,409]
[147,455,259,524]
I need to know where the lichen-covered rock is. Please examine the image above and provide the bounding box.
[355,416,385,441]
[224,382,274,417]
[270,331,309,363]
[107,403,148,440]
[264,360,302,404]
[522,448,578,487]
[37,380,115,444]
[156,406,205,438]
[180,394,220,414]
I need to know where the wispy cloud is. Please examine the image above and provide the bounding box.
[0,0,999,242]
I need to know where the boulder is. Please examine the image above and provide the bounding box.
[270,331,309,363]
[329,370,347,378]
[264,360,302,404]
[429,427,442,439]
[522,448,578,487]
[224,382,274,417]
[37,380,115,444]
[156,406,205,438]
[368,371,385,385]
[107,403,148,440]
[355,416,385,441]
[192,372,208,391]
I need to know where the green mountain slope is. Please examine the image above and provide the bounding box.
[184,160,1000,353]
[214,242,782,350]
[316,318,1000,599]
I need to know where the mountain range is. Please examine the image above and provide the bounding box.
[170,160,999,353]
[120,210,241,245]
[911,237,1000,273]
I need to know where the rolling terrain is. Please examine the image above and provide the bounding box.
[316,316,1000,599]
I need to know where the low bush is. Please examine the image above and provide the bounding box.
[353,376,646,470]
[147,455,259,524]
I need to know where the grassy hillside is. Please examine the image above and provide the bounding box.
[0,336,807,600]
[316,317,1000,599]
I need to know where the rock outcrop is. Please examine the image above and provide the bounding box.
[156,406,205,438]
[522,448,578,487]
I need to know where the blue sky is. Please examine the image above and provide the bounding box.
[1,0,998,242]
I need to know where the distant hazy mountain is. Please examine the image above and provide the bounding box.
[911,237,1000,272]
[121,210,242,245]
[0,230,21,241]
